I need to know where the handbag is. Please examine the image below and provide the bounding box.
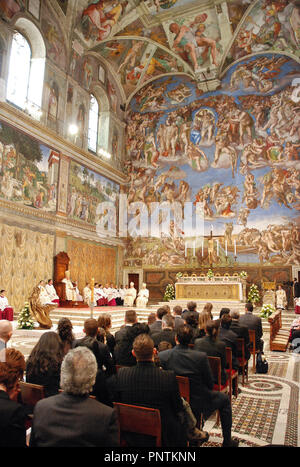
[256,352,268,374]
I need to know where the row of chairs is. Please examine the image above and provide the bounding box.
[18,334,255,447]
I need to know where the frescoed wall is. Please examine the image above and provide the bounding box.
[0,120,59,212]
[67,160,120,225]
[124,53,300,271]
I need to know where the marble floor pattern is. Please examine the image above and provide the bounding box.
[7,315,300,448]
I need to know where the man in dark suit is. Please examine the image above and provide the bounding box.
[0,348,27,447]
[149,307,169,335]
[239,302,264,351]
[173,305,185,332]
[159,325,239,447]
[30,346,119,447]
[230,310,250,360]
[114,309,137,344]
[152,314,176,348]
[218,314,239,370]
[73,318,115,376]
[182,301,199,322]
[107,333,187,447]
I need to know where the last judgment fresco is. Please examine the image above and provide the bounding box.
[124,53,300,268]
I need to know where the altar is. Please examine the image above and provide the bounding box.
[174,274,246,303]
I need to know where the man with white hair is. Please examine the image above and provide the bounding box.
[29,347,119,447]
[0,320,13,352]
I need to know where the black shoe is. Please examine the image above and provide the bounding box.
[222,439,239,447]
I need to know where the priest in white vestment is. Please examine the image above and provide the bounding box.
[45,279,60,306]
[62,271,77,301]
[123,282,137,307]
[276,285,287,310]
[136,283,149,308]
[0,290,14,321]
[83,283,96,306]
[74,281,83,302]
[38,281,57,306]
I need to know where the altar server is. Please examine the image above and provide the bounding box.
[0,290,14,321]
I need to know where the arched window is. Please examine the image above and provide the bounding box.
[88,94,99,153]
[6,21,45,116]
[6,32,31,110]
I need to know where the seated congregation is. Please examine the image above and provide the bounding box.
[0,301,265,448]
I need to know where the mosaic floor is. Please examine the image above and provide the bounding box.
[7,314,300,448]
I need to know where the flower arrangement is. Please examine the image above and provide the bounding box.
[260,304,276,319]
[18,302,35,330]
[207,269,214,279]
[239,271,247,279]
[247,284,260,304]
[163,284,175,302]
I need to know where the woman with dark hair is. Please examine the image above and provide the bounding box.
[26,332,64,397]
[183,311,202,343]
[114,323,150,367]
[57,317,74,354]
[194,320,228,386]
[0,348,27,447]
[97,313,116,355]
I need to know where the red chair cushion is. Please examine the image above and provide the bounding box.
[213,383,228,391]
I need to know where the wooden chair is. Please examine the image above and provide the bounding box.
[225,347,238,405]
[248,329,259,371]
[236,338,248,386]
[268,310,290,352]
[116,365,128,372]
[207,356,229,425]
[176,375,190,403]
[113,402,161,447]
[19,381,45,409]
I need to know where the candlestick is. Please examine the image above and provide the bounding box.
[234,240,237,256]
[216,239,219,257]
[193,240,195,257]
[225,240,228,256]
[201,240,204,257]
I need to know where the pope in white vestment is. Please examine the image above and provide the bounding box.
[124,282,137,307]
[276,286,287,310]
[136,283,149,308]
[62,271,77,301]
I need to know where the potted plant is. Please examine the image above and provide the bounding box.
[247,284,260,306]
[207,269,214,280]
[18,302,35,330]
[163,284,175,302]
[260,304,275,319]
